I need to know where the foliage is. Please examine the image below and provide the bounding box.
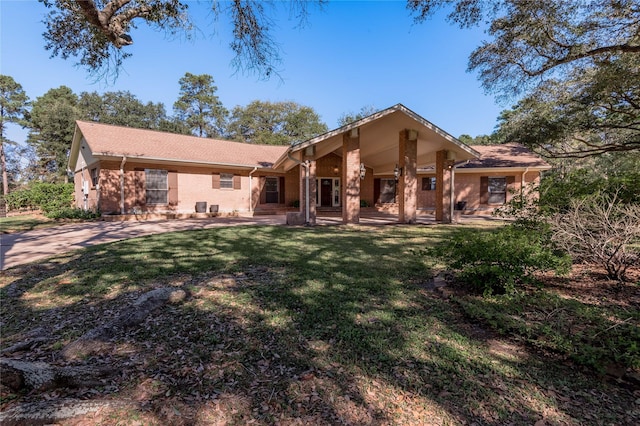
[337,105,377,126]
[551,192,640,282]
[539,153,640,214]
[45,207,101,220]
[457,133,503,145]
[40,0,191,79]
[78,90,172,131]
[409,0,640,157]
[27,86,79,182]
[455,289,640,371]
[492,183,549,231]
[429,226,570,296]
[4,182,74,217]
[227,100,328,145]
[0,75,30,196]
[173,73,228,138]
[39,0,324,80]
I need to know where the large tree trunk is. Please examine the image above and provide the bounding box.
[0,399,136,426]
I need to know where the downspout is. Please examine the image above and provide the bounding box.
[521,167,530,195]
[120,156,127,215]
[248,166,258,213]
[287,151,310,224]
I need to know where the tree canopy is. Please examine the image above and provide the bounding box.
[227,100,327,145]
[173,73,227,138]
[1,75,30,195]
[40,0,325,79]
[337,105,378,127]
[27,86,79,182]
[408,0,640,157]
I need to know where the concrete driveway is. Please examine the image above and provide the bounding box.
[0,216,286,270]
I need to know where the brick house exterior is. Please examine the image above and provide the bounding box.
[69,104,550,224]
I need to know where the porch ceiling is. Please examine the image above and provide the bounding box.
[281,104,478,174]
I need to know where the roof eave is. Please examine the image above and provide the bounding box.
[93,153,276,170]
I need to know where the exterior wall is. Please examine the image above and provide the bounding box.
[73,167,99,210]
[95,160,288,215]
[417,170,542,212]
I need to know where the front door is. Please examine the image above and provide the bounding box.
[265,177,279,203]
[320,178,333,206]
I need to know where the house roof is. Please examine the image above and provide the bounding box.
[69,112,549,176]
[274,104,480,174]
[458,143,551,170]
[72,120,288,169]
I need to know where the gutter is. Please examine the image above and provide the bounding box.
[120,156,127,215]
[287,151,310,224]
[248,166,258,213]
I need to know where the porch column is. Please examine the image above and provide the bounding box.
[398,129,418,224]
[300,156,317,225]
[342,129,361,224]
[435,150,452,223]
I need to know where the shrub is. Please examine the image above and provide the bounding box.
[431,226,571,296]
[551,192,640,282]
[4,182,78,217]
[45,207,101,220]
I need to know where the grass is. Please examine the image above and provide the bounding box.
[1,224,638,425]
[0,213,56,233]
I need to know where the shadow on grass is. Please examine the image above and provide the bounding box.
[1,225,637,424]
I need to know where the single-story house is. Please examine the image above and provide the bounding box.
[69,104,550,224]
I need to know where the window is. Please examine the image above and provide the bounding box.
[488,177,506,204]
[145,169,168,204]
[379,178,396,203]
[90,168,98,187]
[220,173,234,189]
[422,176,436,191]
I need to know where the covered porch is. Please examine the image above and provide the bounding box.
[273,104,479,225]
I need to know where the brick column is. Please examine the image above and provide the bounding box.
[398,129,418,223]
[342,130,361,224]
[299,157,317,225]
[435,150,452,223]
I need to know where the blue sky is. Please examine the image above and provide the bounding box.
[1,0,505,145]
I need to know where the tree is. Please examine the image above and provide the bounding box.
[337,105,378,126]
[0,75,30,197]
[78,90,169,129]
[227,100,327,145]
[173,73,227,138]
[408,0,640,157]
[27,86,79,182]
[458,134,501,145]
[39,0,324,79]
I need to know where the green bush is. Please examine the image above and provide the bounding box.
[4,182,76,217]
[431,226,571,296]
[45,207,101,220]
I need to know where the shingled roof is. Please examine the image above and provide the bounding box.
[457,143,550,169]
[75,121,288,169]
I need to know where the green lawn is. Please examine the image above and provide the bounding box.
[0,214,56,233]
[1,224,637,425]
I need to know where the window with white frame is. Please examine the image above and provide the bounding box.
[145,169,168,204]
[488,177,507,204]
[220,173,234,189]
[90,167,99,187]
